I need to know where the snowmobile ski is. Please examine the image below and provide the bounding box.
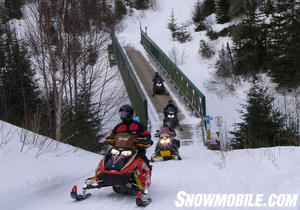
[136,197,152,207]
[136,191,152,207]
[70,185,91,201]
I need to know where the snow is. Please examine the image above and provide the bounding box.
[1,119,300,210]
[1,0,300,210]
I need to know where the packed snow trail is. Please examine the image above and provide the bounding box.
[124,46,198,144]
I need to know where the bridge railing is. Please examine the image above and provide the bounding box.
[140,29,206,117]
[112,34,148,125]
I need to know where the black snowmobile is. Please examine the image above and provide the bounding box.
[152,79,168,96]
[163,109,182,131]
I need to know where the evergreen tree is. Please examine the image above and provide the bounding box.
[216,0,231,24]
[231,81,297,148]
[192,0,206,31]
[63,90,101,152]
[174,24,191,43]
[268,0,300,89]
[0,24,40,127]
[215,45,234,78]
[4,0,23,21]
[202,0,216,18]
[199,40,215,59]
[229,0,245,18]
[232,0,268,77]
[114,0,127,21]
[167,9,178,41]
[135,0,150,10]
[263,0,275,16]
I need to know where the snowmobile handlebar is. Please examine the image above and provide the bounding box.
[136,137,153,148]
[105,136,153,148]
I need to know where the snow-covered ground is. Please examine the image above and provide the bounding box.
[1,0,300,210]
[1,119,300,210]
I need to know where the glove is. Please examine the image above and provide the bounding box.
[136,137,153,148]
[137,137,152,144]
[105,136,115,145]
[154,132,160,137]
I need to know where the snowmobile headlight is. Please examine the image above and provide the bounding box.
[160,138,170,144]
[111,148,120,155]
[121,150,132,157]
[168,114,174,118]
[157,83,162,87]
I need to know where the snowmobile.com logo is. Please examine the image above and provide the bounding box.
[174,191,298,208]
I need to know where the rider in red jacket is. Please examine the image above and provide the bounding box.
[109,104,153,166]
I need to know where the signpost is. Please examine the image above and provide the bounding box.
[204,115,224,150]
[215,116,223,127]
[204,116,213,140]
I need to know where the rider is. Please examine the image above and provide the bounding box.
[109,104,153,166]
[152,72,164,84]
[152,72,164,96]
[95,104,153,205]
[163,100,178,118]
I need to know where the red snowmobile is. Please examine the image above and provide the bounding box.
[70,133,152,207]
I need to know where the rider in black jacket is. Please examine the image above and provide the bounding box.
[163,100,178,117]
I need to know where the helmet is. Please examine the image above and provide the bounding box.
[155,72,159,75]
[119,104,133,122]
[168,100,173,105]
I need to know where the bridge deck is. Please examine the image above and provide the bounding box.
[125,46,194,143]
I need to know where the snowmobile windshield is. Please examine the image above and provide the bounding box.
[104,148,135,171]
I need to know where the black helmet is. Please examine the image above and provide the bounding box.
[168,100,173,105]
[119,104,133,122]
[155,72,159,75]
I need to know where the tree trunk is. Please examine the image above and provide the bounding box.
[55,0,68,141]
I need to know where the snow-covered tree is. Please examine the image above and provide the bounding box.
[167,9,178,40]
[231,81,298,148]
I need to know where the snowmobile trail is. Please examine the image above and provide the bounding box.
[1,140,219,210]
[124,46,195,141]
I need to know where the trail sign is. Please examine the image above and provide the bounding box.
[204,116,213,121]
[215,116,223,127]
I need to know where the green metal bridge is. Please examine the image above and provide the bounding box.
[111,28,206,129]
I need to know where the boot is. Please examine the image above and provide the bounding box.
[136,188,152,206]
